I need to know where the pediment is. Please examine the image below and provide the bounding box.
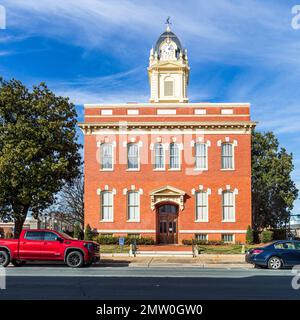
[150,61,185,69]
[150,185,186,196]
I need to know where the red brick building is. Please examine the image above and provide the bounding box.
[79,23,256,244]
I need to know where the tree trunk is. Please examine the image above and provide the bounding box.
[13,206,29,238]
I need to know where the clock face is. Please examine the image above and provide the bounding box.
[163,44,173,55]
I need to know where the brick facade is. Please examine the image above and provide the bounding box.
[80,103,255,244]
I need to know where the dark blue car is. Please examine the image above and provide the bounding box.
[246,240,300,269]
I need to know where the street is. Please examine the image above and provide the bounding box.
[0,265,299,300]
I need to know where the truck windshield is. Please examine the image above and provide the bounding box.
[58,232,75,240]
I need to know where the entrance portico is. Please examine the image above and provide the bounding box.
[150,186,186,244]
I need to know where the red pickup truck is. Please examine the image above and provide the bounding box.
[0,229,100,268]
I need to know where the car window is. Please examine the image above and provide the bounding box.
[274,242,295,250]
[295,243,300,250]
[25,231,44,241]
[44,232,58,241]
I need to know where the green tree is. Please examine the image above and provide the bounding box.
[252,131,298,231]
[0,78,81,238]
[246,225,254,244]
[84,224,93,240]
[73,222,83,240]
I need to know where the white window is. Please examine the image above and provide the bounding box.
[100,143,113,170]
[222,191,235,221]
[195,143,207,170]
[196,191,208,222]
[101,191,113,221]
[195,234,208,241]
[127,143,139,170]
[154,143,165,170]
[170,143,180,169]
[127,191,140,221]
[222,234,234,243]
[221,143,234,169]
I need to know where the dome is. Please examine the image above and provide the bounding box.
[154,29,185,59]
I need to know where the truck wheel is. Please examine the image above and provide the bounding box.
[11,260,26,267]
[0,250,10,268]
[66,251,84,268]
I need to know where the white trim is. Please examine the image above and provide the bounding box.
[85,102,251,108]
[221,190,236,222]
[127,142,140,171]
[99,142,115,171]
[126,190,140,222]
[100,190,114,222]
[88,130,252,135]
[153,142,166,170]
[97,229,156,233]
[194,109,207,115]
[127,109,139,115]
[195,190,210,222]
[157,109,177,115]
[221,109,233,115]
[194,142,208,170]
[169,142,181,170]
[221,233,236,243]
[220,141,235,170]
[179,230,247,234]
[101,109,113,115]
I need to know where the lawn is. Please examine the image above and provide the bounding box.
[100,244,259,254]
[197,244,258,254]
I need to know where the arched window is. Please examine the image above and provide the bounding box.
[195,143,207,170]
[195,191,208,222]
[127,143,139,170]
[221,143,234,169]
[222,191,235,221]
[170,143,180,169]
[127,191,140,221]
[100,143,113,170]
[101,191,113,221]
[154,143,165,169]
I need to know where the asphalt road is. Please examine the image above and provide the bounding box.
[0,265,300,300]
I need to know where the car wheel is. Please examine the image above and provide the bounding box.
[66,251,84,268]
[11,260,26,267]
[0,250,10,268]
[268,256,282,270]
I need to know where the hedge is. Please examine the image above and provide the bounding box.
[182,239,225,246]
[95,235,155,245]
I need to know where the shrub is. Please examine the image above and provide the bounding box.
[259,230,274,243]
[246,225,254,244]
[84,224,93,241]
[95,236,155,245]
[182,239,225,246]
[73,223,83,240]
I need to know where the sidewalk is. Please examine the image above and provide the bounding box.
[99,254,251,269]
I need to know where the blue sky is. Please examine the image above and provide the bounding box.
[1,0,300,217]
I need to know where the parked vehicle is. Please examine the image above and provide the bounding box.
[246,240,300,269]
[0,229,100,268]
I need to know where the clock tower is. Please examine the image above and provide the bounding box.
[148,19,190,103]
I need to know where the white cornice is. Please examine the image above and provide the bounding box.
[84,102,251,109]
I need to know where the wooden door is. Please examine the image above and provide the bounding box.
[157,204,178,244]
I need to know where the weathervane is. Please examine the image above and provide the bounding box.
[165,16,172,32]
